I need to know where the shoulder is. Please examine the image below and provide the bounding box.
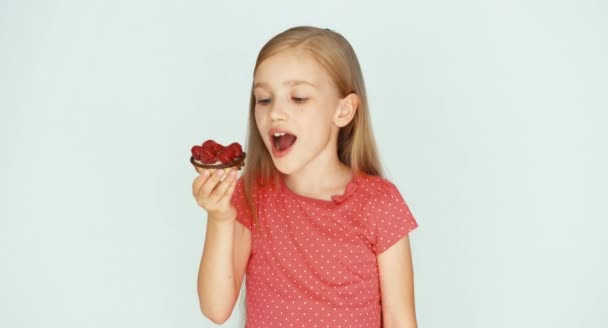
[355,173,401,200]
[354,174,412,218]
[357,174,419,254]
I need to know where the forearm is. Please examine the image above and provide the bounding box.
[383,316,417,328]
[382,308,417,328]
[197,217,237,323]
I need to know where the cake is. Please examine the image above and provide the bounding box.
[190,140,246,170]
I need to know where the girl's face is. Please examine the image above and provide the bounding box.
[253,49,343,176]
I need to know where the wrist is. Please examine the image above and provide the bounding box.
[207,208,237,224]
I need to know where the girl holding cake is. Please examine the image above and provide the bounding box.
[191,26,419,328]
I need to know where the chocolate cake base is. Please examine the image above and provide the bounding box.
[190,152,246,170]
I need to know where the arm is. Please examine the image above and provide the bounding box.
[197,216,251,324]
[192,168,252,324]
[377,235,417,328]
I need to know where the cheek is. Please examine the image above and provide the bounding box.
[304,113,333,145]
[313,99,339,123]
[254,109,263,126]
[254,111,267,140]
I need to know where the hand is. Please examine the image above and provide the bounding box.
[192,167,239,222]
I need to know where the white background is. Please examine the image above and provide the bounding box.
[1,0,606,327]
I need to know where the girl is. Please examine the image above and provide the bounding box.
[192,26,419,328]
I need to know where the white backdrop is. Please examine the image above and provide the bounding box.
[1,0,606,327]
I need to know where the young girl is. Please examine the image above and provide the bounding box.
[192,26,419,328]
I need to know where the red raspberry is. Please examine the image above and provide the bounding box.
[217,149,236,164]
[202,140,224,155]
[200,147,217,164]
[191,145,203,160]
[226,142,243,157]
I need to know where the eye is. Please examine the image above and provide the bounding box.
[292,97,308,103]
[256,98,271,105]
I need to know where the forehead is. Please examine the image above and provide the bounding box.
[253,49,332,91]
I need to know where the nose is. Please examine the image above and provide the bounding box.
[269,99,287,122]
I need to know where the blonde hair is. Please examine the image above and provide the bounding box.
[242,26,383,227]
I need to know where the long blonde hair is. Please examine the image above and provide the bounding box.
[242,26,383,227]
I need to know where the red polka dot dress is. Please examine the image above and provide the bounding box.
[230,172,418,327]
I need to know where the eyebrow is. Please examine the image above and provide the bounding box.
[253,80,317,90]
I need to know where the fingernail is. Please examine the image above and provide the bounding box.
[230,171,237,178]
[202,170,210,177]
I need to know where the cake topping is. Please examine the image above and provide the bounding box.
[190,139,246,170]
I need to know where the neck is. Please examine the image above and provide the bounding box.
[283,153,353,198]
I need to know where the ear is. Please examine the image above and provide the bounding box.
[334,93,359,127]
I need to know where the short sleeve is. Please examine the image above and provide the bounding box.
[230,178,253,230]
[373,181,418,254]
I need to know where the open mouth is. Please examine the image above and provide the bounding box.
[271,131,297,154]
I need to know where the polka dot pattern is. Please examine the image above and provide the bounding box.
[230,172,418,327]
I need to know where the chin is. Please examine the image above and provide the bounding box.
[271,159,299,175]
[264,143,301,175]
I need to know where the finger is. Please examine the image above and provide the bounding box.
[194,166,210,175]
[199,167,224,197]
[210,169,237,202]
[192,169,211,196]
[218,170,239,203]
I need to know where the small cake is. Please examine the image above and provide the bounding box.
[190,140,246,170]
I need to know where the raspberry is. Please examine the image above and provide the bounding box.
[202,140,224,155]
[216,149,234,164]
[191,145,203,160]
[226,142,243,156]
[200,148,217,164]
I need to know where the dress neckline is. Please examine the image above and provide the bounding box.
[280,172,361,205]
